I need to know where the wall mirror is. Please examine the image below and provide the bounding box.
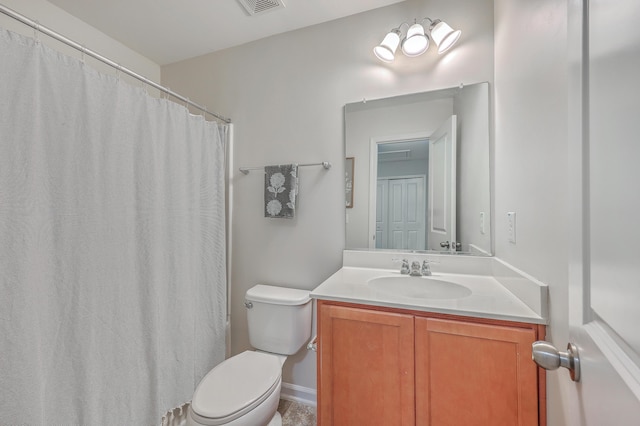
[344,82,491,255]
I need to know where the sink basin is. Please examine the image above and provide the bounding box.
[368,275,472,300]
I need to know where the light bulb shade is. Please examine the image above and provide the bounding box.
[373,29,400,62]
[401,23,429,57]
[430,20,462,54]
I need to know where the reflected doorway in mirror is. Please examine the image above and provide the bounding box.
[345,157,354,208]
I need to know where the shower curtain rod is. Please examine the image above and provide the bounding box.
[0,3,231,124]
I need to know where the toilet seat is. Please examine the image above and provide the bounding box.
[190,351,282,425]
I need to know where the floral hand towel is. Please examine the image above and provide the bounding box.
[265,164,298,219]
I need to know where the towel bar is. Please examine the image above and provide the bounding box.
[239,161,331,174]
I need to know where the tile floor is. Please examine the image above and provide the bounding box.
[277,399,317,426]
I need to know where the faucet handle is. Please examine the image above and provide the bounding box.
[421,259,440,275]
[392,258,410,274]
[421,260,432,276]
[401,259,410,274]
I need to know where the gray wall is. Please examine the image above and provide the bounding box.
[377,158,429,179]
[162,0,495,392]
[454,83,491,254]
[494,0,569,423]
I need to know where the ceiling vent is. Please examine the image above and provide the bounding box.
[237,0,285,16]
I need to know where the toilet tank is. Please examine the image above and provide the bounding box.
[245,285,312,355]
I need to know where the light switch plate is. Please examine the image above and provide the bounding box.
[480,212,485,234]
[507,212,516,243]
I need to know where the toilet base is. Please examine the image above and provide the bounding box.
[187,408,281,426]
[268,411,282,426]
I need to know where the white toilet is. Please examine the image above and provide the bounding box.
[187,285,312,426]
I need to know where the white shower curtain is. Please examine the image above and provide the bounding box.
[0,28,226,424]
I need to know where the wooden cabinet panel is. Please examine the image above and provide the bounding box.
[415,317,538,426]
[318,303,415,425]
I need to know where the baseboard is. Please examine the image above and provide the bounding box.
[280,382,317,407]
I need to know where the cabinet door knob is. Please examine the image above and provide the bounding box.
[532,341,580,382]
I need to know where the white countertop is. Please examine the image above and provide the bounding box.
[310,266,547,325]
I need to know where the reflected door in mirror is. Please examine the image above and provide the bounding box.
[427,115,457,252]
[376,177,425,249]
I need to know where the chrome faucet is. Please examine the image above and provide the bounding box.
[397,258,435,276]
[410,261,422,276]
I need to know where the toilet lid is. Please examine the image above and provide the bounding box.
[191,351,281,422]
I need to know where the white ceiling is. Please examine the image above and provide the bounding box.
[48,0,405,65]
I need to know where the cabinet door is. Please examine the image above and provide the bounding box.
[318,304,415,426]
[415,318,538,426]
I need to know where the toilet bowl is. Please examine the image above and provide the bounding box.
[187,285,312,426]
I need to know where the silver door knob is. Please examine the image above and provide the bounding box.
[532,341,580,382]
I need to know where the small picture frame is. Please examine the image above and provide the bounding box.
[345,157,354,208]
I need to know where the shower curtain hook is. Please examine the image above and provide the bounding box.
[80,45,86,64]
[116,63,121,81]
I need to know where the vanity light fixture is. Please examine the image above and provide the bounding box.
[372,28,401,62]
[373,17,461,62]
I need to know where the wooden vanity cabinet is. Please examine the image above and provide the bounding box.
[317,300,546,426]
[415,317,540,426]
[317,303,416,425]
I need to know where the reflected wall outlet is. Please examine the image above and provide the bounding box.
[480,212,486,234]
[507,212,516,243]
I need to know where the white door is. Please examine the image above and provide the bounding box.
[377,177,425,250]
[388,177,425,250]
[545,1,640,423]
[427,116,457,252]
